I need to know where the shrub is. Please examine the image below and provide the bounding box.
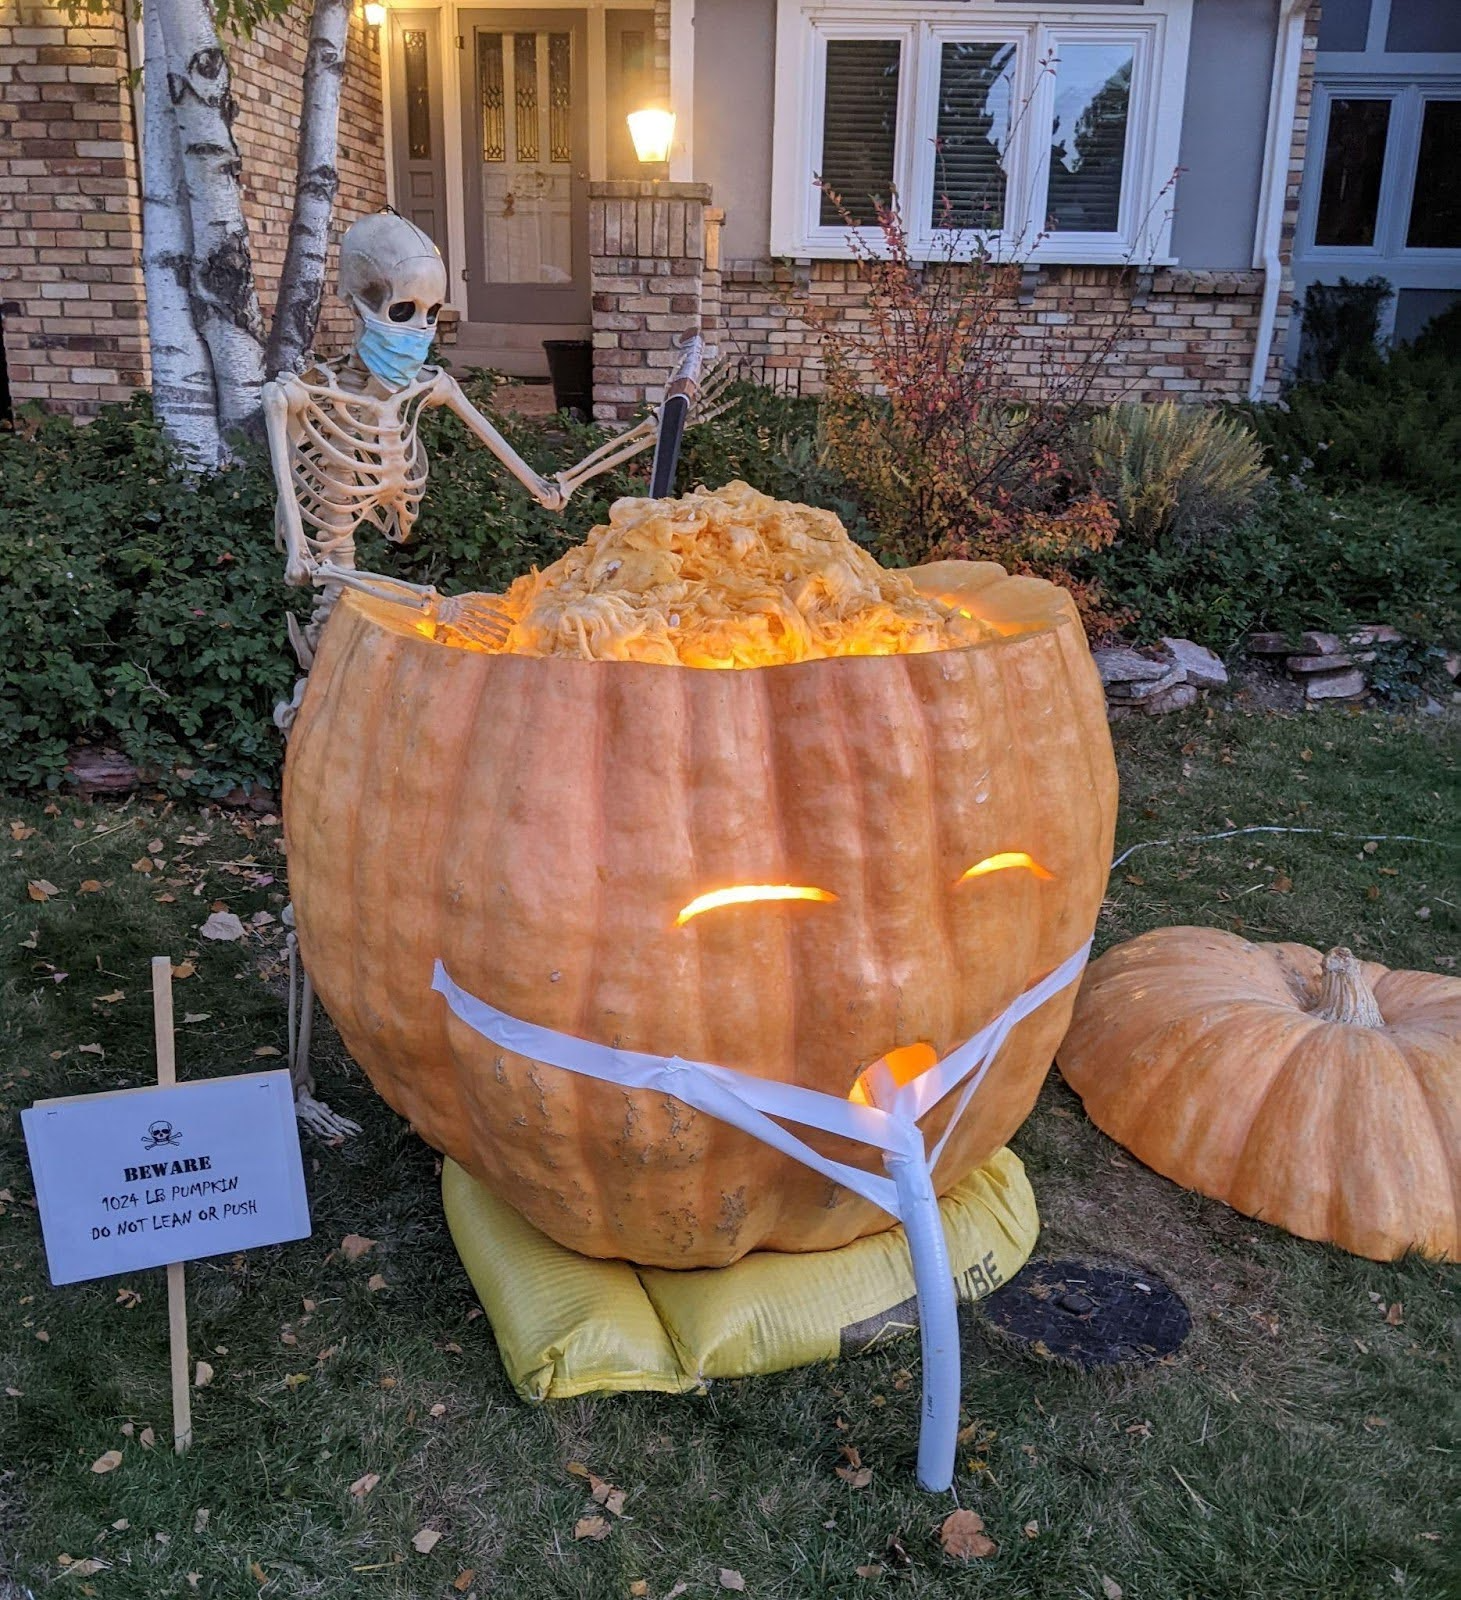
[1077,483,1459,656]
[1294,276,1393,384]
[789,200,1125,616]
[1083,401,1269,548]
[1245,304,1461,501]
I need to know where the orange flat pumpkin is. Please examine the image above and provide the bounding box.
[1058,927,1460,1261]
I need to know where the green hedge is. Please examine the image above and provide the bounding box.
[0,379,834,795]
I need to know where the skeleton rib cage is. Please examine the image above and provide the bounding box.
[283,364,439,558]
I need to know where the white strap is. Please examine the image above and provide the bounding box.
[431,940,1090,1220]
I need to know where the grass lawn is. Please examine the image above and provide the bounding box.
[1,703,1456,1599]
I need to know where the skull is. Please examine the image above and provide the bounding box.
[339,210,447,332]
[143,1120,180,1149]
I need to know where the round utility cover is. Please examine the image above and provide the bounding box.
[978,1256,1191,1367]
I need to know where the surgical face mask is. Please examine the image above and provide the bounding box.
[354,305,436,389]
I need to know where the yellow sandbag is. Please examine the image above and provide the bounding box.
[443,1149,1038,1402]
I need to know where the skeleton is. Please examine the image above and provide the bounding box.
[265,210,729,1137]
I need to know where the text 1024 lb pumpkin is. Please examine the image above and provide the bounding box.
[283,486,1117,1267]
[1058,927,1460,1262]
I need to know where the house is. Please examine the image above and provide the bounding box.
[2,1,1457,427]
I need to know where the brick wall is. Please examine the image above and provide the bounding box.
[0,0,386,415]
[0,1,147,415]
[716,262,1271,405]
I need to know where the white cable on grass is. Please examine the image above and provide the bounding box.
[1111,826,1449,871]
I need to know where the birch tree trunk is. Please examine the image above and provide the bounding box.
[156,0,268,443]
[265,0,351,377]
[139,0,222,468]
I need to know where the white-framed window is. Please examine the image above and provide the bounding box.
[769,0,1193,264]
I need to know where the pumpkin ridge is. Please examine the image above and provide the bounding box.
[1405,1037,1461,1253]
[904,651,960,1067]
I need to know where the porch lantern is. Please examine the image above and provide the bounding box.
[363,1,385,49]
[627,107,676,165]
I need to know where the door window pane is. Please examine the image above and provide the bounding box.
[479,34,505,162]
[1406,100,1461,249]
[1386,0,1461,53]
[403,30,432,160]
[931,42,1016,230]
[1046,42,1132,234]
[1315,98,1391,246]
[1318,0,1371,52]
[819,38,900,226]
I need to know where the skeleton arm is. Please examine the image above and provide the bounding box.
[431,371,662,506]
[431,374,572,510]
[263,378,316,587]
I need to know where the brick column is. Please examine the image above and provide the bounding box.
[589,179,712,423]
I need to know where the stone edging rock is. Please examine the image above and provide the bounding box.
[1093,637,1227,720]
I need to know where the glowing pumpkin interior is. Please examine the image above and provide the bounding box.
[425,481,1018,666]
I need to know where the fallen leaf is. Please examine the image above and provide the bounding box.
[10,822,35,840]
[939,1509,997,1560]
[139,1426,155,1449]
[194,1361,214,1388]
[1101,1579,1124,1600]
[253,1045,282,1057]
[574,1515,612,1541]
[115,1286,141,1309]
[187,1575,202,1591]
[131,857,155,875]
[1271,874,1293,894]
[835,1464,873,1488]
[1385,1302,1404,1326]
[27,879,61,902]
[429,1402,447,1417]
[64,1557,106,1576]
[193,1508,210,1533]
[665,1586,689,1600]
[5,1386,21,1398]
[96,990,125,1005]
[200,910,246,942]
[78,879,103,894]
[35,1328,50,1341]
[181,1012,211,1024]
[629,1583,649,1597]
[1023,1520,1039,1539]
[251,1562,267,1585]
[452,1573,476,1593]
[411,1528,442,1554]
[340,1233,377,1261]
[172,960,196,980]
[91,1449,123,1474]
[78,1043,103,1057]
[367,1273,388,1292]
[855,1565,882,1578]
[283,1372,310,1389]
[719,1570,746,1592]
[349,1472,381,1499]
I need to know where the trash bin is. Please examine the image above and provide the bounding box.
[542,338,594,418]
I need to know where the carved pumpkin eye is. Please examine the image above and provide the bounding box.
[388,300,419,323]
[675,885,838,927]
[957,852,1054,884]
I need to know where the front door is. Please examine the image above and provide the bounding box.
[460,10,591,329]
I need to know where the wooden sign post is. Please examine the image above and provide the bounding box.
[151,955,192,1454]
[22,963,312,1456]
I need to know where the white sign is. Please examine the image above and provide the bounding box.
[22,1070,310,1287]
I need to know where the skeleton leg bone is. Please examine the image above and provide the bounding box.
[286,927,361,1140]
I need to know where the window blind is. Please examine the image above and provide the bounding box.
[1046,42,1132,234]
[819,38,901,226]
[931,42,1015,230]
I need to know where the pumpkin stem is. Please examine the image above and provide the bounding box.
[1308,946,1385,1028]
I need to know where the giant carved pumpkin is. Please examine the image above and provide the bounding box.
[285,485,1117,1267]
[1058,927,1461,1262]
